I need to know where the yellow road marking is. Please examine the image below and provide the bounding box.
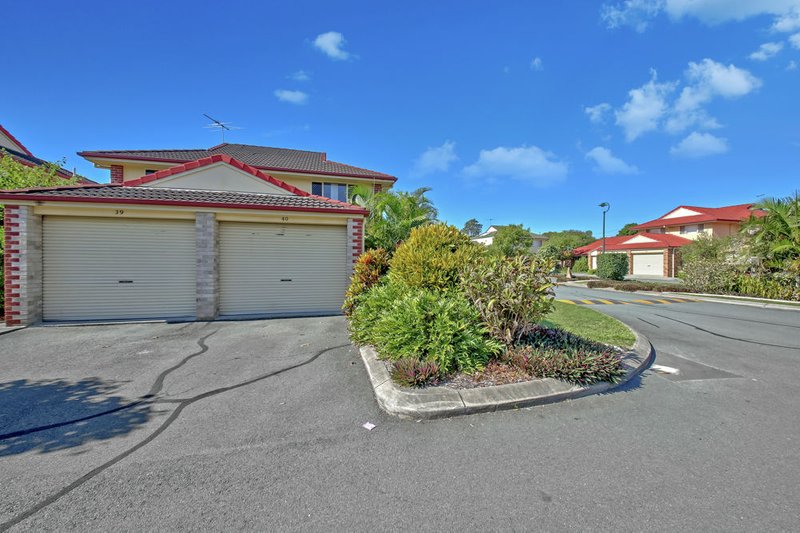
[556,299,576,304]
[580,299,596,305]
[654,299,672,304]
[597,299,615,305]
[633,299,655,305]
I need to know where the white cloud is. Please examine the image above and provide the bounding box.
[749,41,784,60]
[601,0,665,32]
[790,32,800,48]
[289,70,311,81]
[530,57,543,71]
[585,103,612,124]
[313,31,352,60]
[411,141,458,177]
[772,7,800,31]
[585,147,639,174]
[463,145,568,186]
[602,0,800,30]
[666,59,761,133]
[670,132,729,158]
[615,71,676,141]
[787,60,798,70]
[274,89,309,105]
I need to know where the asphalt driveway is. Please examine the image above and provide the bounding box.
[1,299,799,531]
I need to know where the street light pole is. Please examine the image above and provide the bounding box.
[598,202,610,254]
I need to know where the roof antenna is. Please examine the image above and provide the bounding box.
[203,114,240,143]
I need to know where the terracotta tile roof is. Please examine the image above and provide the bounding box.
[0,184,368,215]
[1,147,95,183]
[574,233,693,254]
[633,204,758,230]
[78,142,396,181]
[0,124,33,156]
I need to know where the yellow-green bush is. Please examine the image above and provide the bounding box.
[389,224,483,291]
[342,248,391,316]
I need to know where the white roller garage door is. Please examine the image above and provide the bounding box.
[632,252,663,276]
[43,217,196,321]
[220,222,348,317]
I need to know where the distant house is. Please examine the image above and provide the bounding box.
[0,123,89,182]
[472,225,548,252]
[574,204,759,278]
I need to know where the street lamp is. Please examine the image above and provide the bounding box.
[598,202,610,254]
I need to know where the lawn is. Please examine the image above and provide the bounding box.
[542,301,636,349]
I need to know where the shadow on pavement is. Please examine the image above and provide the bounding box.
[0,378,152,457]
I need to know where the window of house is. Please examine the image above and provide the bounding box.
[312,182,350,202]
[145,169,158,175]
[697,223,704,231]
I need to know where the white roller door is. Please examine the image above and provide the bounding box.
[220,222,347,317]
[43,217,196,321]
[632,252,663,276]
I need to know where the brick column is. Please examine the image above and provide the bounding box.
[346,218,364,277]
[373,183,382,193]
[195,212,219,320]
[110,164,124,184]
[627,251,634,275]
[663,249,671,278]
[3,205,43,326]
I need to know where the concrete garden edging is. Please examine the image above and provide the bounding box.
[359,331,654,419]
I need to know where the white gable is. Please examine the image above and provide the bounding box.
[143,162,293,195]
[624,234,658,244]
[0,129,26,153]
[662,207,703,219]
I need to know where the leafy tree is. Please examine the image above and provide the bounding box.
[349,185,438,252]
[617,222,639,236]
[461,218,482,238]
[538,229,594,261]
[489,224,534,256]
[741,192,800,275]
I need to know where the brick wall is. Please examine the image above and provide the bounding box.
[195,212,219,320]
[110,164,124,184]
[627,251,634,275]
[3,205,42,326]
[663,249,671,278]
[373,183,382,193]
[346,218,364,276]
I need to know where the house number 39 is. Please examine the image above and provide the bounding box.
[114,210,125,215]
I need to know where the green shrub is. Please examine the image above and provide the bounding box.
[736,273,798,301]
[506,325,625,384]
[460,255,555,346]
[682,258,739,294]
[342,248,391,316]
[596,253,628,281]
[390,358,441,387]
[586,280,686,292]
[350,282,501,374]
[572,256,589,272]
[389,224,483,292]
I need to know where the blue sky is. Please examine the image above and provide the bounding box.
[2,1,799,236]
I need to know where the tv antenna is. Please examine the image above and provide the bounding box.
[203,114,240,142]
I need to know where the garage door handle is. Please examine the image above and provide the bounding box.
[280,278,292,282]
[118,280,134,284]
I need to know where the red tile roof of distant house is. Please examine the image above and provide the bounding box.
[1,123,95,183]
[632,203,759,231]
[79,142,396,182]
[574,233,693,255]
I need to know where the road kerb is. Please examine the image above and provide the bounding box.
[358,330,654,420]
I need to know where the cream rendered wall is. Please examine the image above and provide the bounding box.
[143,163,293,194]
[122,162,174,182]
[0,130,26,152]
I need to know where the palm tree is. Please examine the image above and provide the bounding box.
[348,185,437,251]
[742,192,800,274]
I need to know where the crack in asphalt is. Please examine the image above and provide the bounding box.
[0,330,217,442]
[0,334,351,531]
[654,314,800,350]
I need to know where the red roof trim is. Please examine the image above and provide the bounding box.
[632,203,756,230]
[0,124,34,157]
[124,154,311,196]
[0,191,368,216]
[574,233,693,254]
[77,150,397,182]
